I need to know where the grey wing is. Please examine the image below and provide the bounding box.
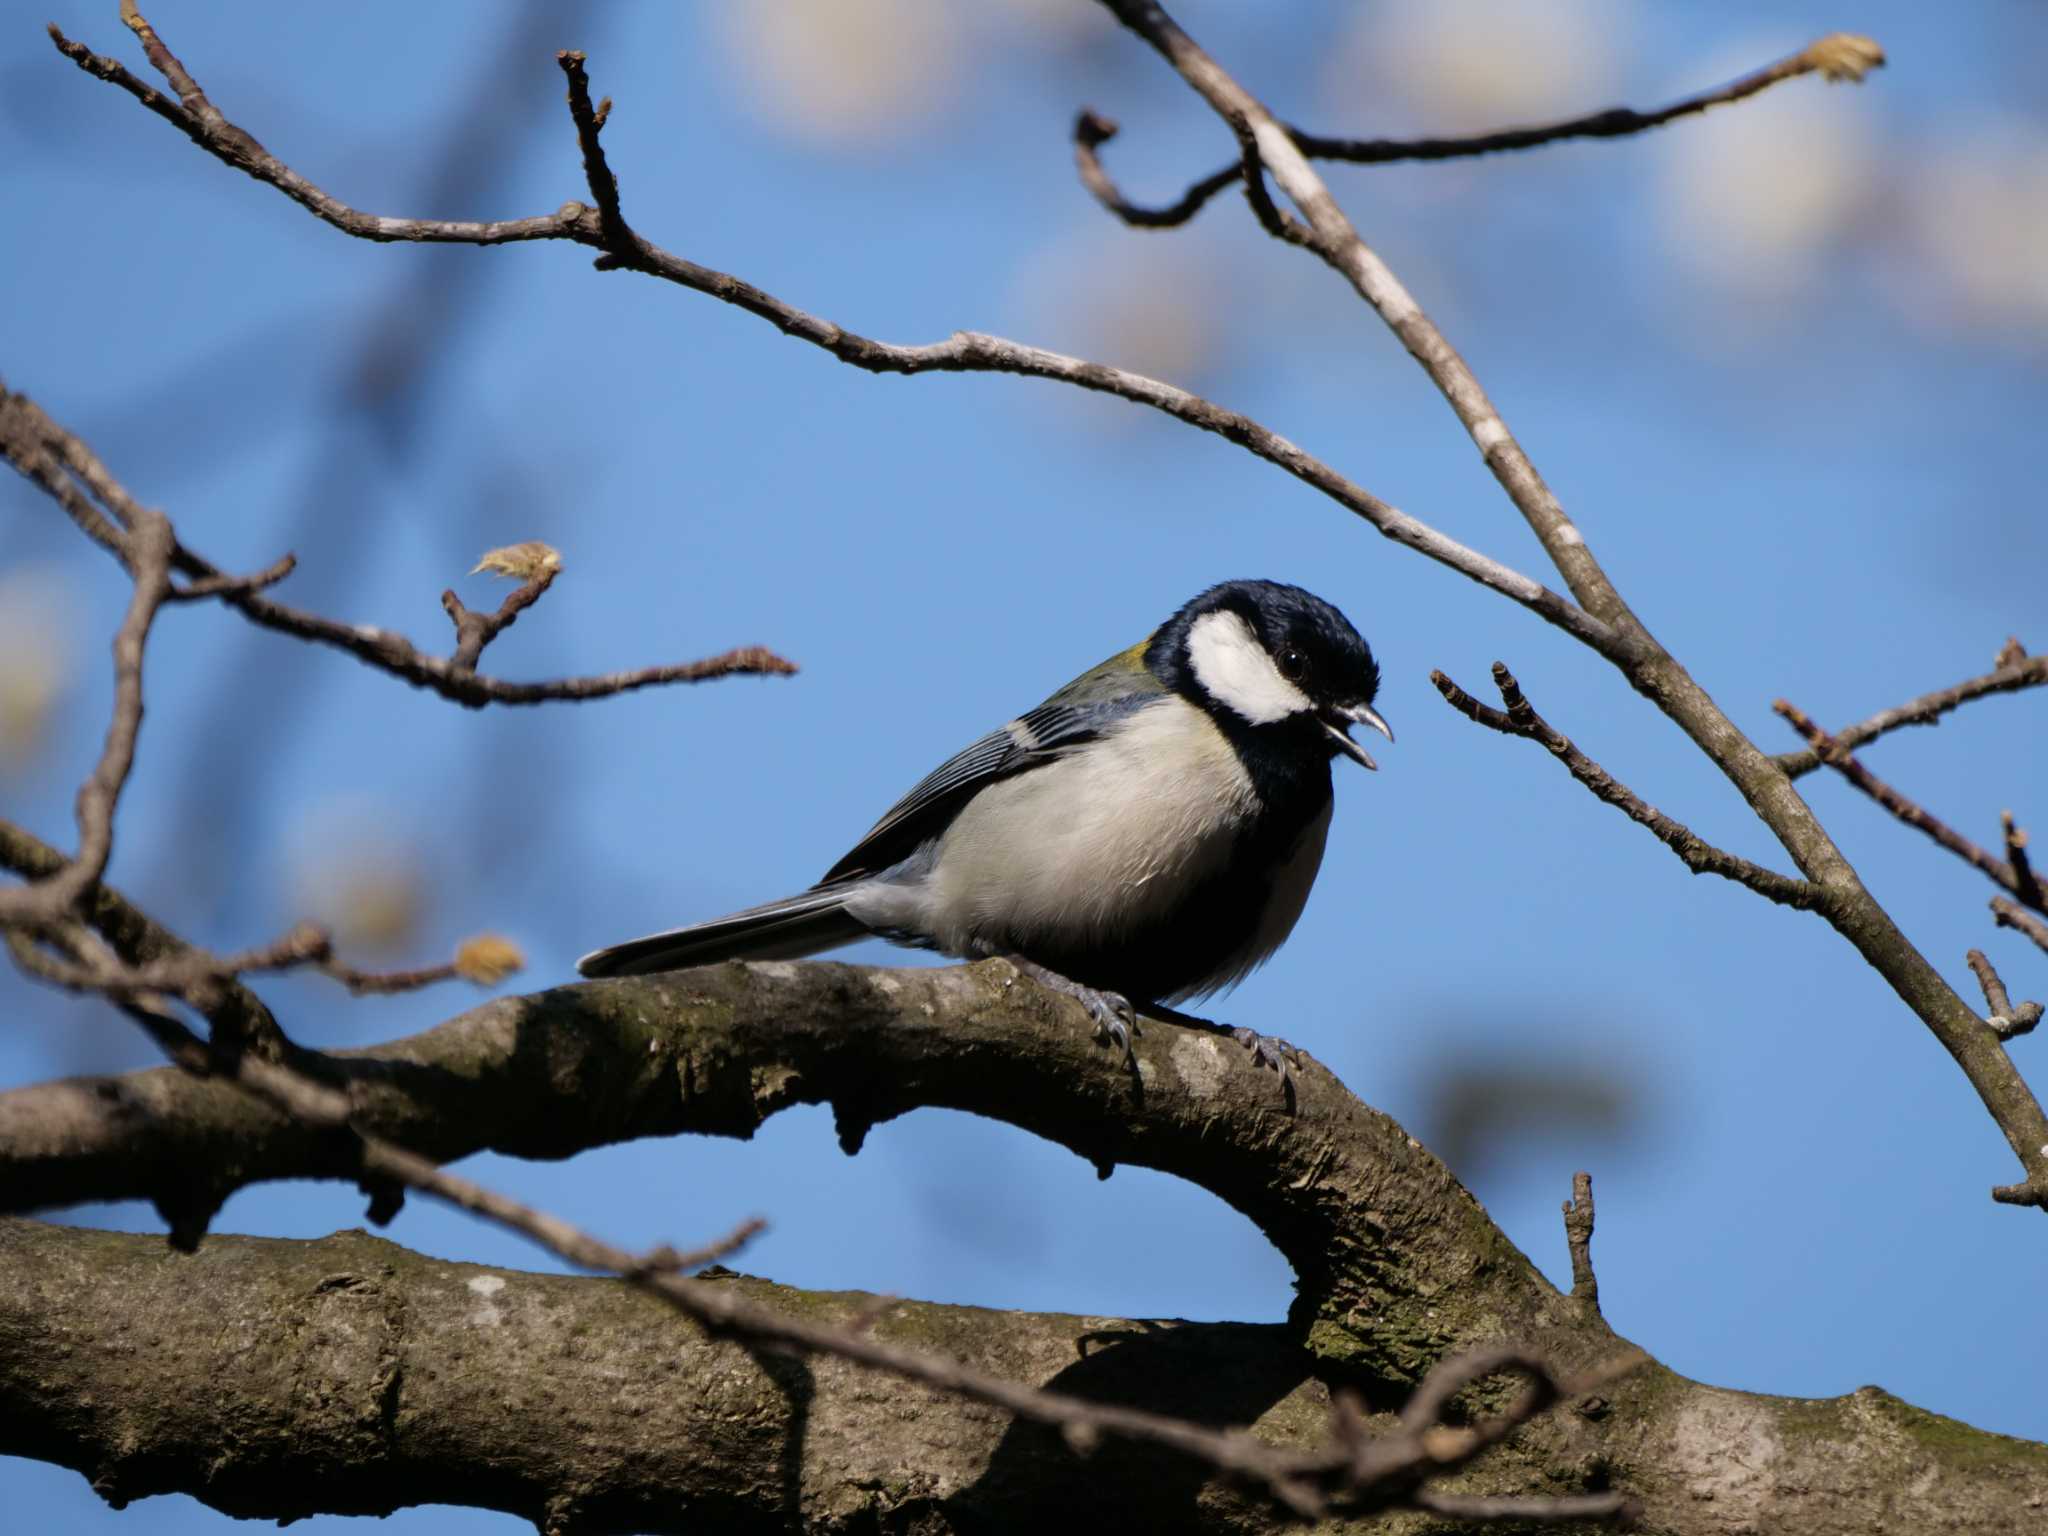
[820,686,1162,884]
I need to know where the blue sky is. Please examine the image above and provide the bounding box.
[5,3,2046,1529]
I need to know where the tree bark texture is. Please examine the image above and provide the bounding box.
[4,962,2045,1531]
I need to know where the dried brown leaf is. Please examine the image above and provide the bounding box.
[453,933,525,986]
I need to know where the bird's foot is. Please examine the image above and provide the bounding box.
[995,954,1140,1065]
[1229,1025,1299,1083]
[1145,1003,1298,1094]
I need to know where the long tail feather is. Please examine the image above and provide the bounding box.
[576,888,868,977]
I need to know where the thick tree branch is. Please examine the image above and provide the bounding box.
[0,962,1581,1383]
[11,900,1638,1523]
[45,13,1614,656]
[0,919,2037,1527]
[10,782,1632,1528]
[12,814,1638,1526]
[1075,34,1883,230]
[4,1208,2043,1533]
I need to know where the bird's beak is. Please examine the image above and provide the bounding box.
[1319,702,1394,771]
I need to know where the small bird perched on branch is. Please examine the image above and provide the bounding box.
[579,579,1389,1073]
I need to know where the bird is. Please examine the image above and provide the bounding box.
[578,579,1390,1074]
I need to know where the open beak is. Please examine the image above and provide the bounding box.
[1319,702,1394,771]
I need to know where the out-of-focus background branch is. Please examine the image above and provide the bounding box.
[5,3,2046,1531]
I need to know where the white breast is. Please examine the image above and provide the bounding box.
[898,701,1262,958]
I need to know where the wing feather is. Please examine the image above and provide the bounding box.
[821,645,1167,882]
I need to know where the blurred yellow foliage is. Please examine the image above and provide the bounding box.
[0,566,77,775]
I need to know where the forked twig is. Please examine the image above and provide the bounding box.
[1435,665,1821,909]
[1076,33,1884,230]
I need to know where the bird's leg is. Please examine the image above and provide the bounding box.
[985,951,1140,1065]
[1144,1001,1299,1085]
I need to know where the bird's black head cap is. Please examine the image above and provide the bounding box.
[1149,579,1379,713]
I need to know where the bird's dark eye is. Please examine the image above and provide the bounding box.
[1277,646,1308,682]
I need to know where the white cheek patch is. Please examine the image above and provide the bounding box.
[1186,609,1311,725]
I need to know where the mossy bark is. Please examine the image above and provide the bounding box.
[2,964,2043,1531]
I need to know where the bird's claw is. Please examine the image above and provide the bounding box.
[1231,1026,1297,1084]
[1085,988,1141,1065]
[996,953,1140,1067]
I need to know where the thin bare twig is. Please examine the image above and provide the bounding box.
[557,51,630,258]
[0,399,133,561]
[1348,1343,1643,1519]
[444,566,557,670]
[47,19,563,246]
[1,385,797,708]
[1074,109,1239,227]
[318,932,523,995]
[1434,665,1822,909]
[118,0,219,130]
[46,14,1616,658]
[1075,34,1884,230]
[318,959,466,996]
[1967,950,2042,1041]
[0,817,283,1051]
[1772,650,2048,779]
[7,919,330,1001]
[0,513,172,927]
[1093,0,1660,631]
[2005,812,2042,909]
[627,1218,768,1279]
[1994,899,2048,959]
[1416,1490,1642,1522]
[1562,1172,1600,1312]
[1230,120,1312,246]
[1774,701,2041,911]
[164,552,298,602]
